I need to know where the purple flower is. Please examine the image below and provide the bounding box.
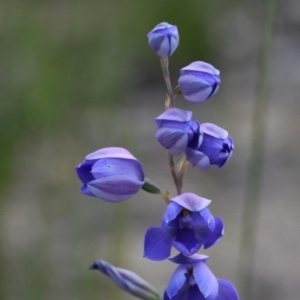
[155,108,202,155]
[147,22,179,57]
[90,260,160,300]
[76,147,145,202]
[144,193,224,261]
[186,123,234,170]
[178,61,220,103]
[164,253,239,300]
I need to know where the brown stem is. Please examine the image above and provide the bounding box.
[160,57,174,108]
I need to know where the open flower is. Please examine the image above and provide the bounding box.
[76,147,145,202]
[147,22,179,57]
[164,253,239,300]
[178,61,220,103]
[155,108,202,155]
[186,123,234,170]
[144,193,224,261]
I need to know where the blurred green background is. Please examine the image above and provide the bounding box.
[1,1,300,299]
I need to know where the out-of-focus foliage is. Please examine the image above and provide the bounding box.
[1,1,224,299]
[1,0,220,193]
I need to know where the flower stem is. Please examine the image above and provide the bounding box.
[167,151,180,195]
[159,56,182,195]
[238,0,277,299]
[160,57,174,108]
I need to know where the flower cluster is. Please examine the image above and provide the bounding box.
[75,21,239,300]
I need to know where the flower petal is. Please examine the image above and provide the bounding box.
[80,184,95,197]
[185,148,211,170]
[203,217,224,249]
[91,158,144,182]
[144,227,174,261]
[193,261,219,300]
[163,201,183,227]
[165,265,189,298]
[201,123,228,139]
[155,128,189,155]
[85,147,138,161]
[173,227,202,255]
[181,61,220,76]
[155,108,192,123]
[88,174,143,202]
[76,159,95,184]
[216,279,239,300]
[171,193,211,212]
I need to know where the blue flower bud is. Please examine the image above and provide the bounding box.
[178,61,221,103]
[186,123,234,169]
[91,260,161,300]
[155,108,202,155]
[147,22,179,57]
[76,147,145,202]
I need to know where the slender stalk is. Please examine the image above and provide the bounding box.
[177,155,189,195]
[168,151,180,195]
[238,1,277,299]
[159,56,182,194]
[160,57,174,108]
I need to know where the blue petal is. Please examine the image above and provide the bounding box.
[165,265,189,298]
[162,201,183,228]
[155,128,189,155]
[88,174,143,202]
[201,123,228,139]
[173,228,202,255]
[203,217,224,249]
[171,193,211,212]
[155,108,192,123]
[76,159,96,184]
[144,227,174,261]
[179,74,214,100]
[180,61,220,76]
[193,261,219,300]
[216,279,239,300]
[80,184,95,197]
[190,209,214,229]
[86,147,138,161]
[185,148,210,170]
[91,158,144,182]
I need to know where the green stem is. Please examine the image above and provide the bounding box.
[238,0,277,299]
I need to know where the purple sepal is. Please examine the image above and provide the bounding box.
[90,260,160,300]
[171,193,211,212]
[143,227,175,261]
[202,216,224,249]
[194,261,219,300]
[178,61,221,103]
[165,265,189,299]
[156,108,192,122]
[216,279,240,300]
[147,22,179,57]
